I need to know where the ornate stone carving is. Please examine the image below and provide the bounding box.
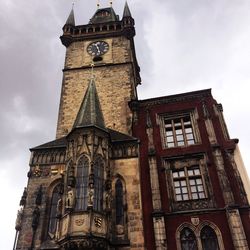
[15,208,23,231]
[32,206,40,230]
[19,187,27,206]
[94,216,103,228]
[65,187,75,210]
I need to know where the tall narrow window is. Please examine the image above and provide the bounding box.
[180,228,198,250]
[93,155,104,211]
[48,184,61,236]
[201,226,219,250]
[76,155,89,211]
[115,179,124,225]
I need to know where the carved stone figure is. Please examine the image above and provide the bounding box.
[88,189,94,207]
[66,187,75,209]
[19,187,27,206]
[105,190,112,211]
[32,206,40,230]
[35,185,43,205]
[56,198,62,218]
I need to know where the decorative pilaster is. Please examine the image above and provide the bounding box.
[153,217,167,250]
[146,111,167,249]
[227,208,249,249]
[212,148,234,205]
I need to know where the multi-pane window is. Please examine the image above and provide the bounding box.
[76,155,89,211]
[164,115,195,148]
[173,165,205,201]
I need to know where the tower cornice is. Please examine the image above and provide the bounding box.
[61,21,135,47]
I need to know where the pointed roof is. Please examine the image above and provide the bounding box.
[73,79,106,130]
[89,7,119,24]
[65,8,75,26]
[123,1,132,17]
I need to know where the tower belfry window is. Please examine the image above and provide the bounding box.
[76,155,89,211]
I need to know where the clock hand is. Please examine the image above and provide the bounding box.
[95,44,101,54]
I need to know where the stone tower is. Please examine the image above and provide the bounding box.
[56,2,140,139]
[14,3,144,250]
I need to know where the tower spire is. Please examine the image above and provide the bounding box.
[73,73,106,130]
[123,1,132,18]
[65,6,75,26]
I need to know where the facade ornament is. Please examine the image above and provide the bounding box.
[32,206,40,230]
[67,162,76,187]
[94,216,103,228]
[191,216,200,226]
[105,190,112,211]
[15,208,24,231]
[56,198,62,218]
[202,101,210,119]
[66,187,75,210]
[88,189,94,207]
[35,185,43,206]
[19,187,27,206]
[33,164,42,177]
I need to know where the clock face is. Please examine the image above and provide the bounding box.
[87,41,109,57]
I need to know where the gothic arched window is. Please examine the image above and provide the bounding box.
[93,155,104,211]
[115,179,124,225]
[180,227,198,250]
[76,155,89,211]
[201,226,219,250]
[48,184,61,236]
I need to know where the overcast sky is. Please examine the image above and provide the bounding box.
[1,0,250,248]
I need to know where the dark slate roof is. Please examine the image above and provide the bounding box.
[89,7,119,24]
[31,129,138,150]
[108,128,138,142]
[30,137,67,150]
[65,8,75,26]
[123,1,132,17]
[73,78,106,130]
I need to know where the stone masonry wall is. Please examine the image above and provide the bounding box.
[111,158,145,250]
[56,36,137,139]
[16,169,62,249]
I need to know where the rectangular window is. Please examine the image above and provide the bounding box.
[163,114,196,148]
[172,165,206,201]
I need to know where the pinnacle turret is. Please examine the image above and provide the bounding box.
[65,8,75,26]
[123,1,132,18]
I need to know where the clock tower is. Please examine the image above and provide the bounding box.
[56,2,141,139]
[14,3,144,250]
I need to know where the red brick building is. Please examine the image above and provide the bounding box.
[131,89,250,249]
[14,3,250,250]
